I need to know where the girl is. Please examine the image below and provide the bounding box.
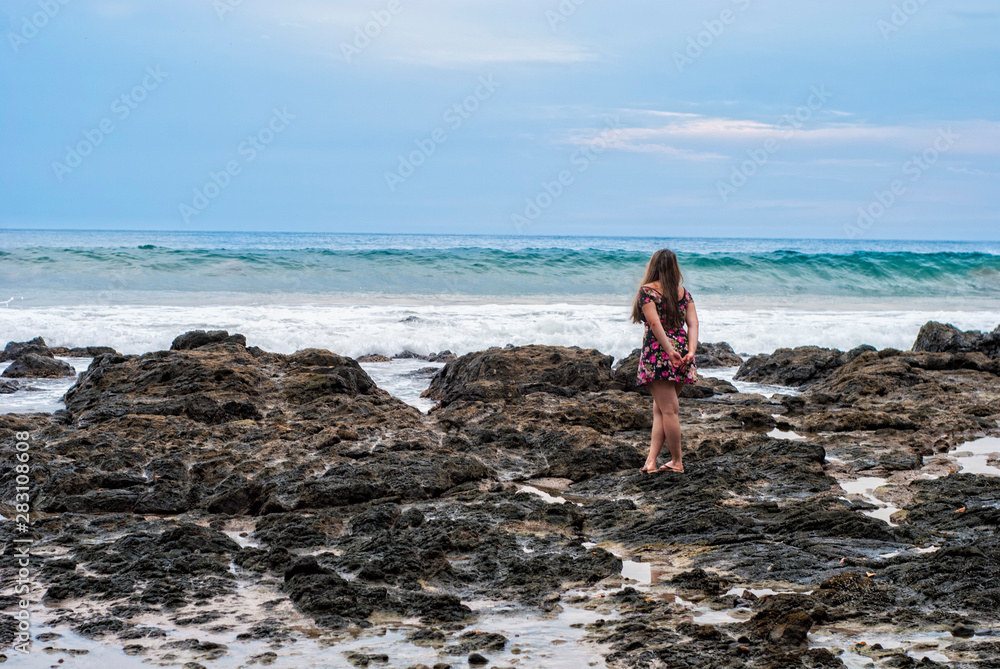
[630,249,699,473]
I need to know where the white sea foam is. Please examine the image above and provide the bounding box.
[1,303,996,362]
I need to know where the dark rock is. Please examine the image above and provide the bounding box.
[735,346,846,388]
[467,653,489,666]
[49,345,120,357]
[357,354,391,363]
[350,504,402,535]
[2,353,75,378]
[445,631,507,654]
[428,350,457,363]
[800,410,917,432]
[696,342,743,367]
[846,344,877,362]
[0,336,51,361]
[729,407,777,428]
[170,330,247,351]
[423,345,614,405]
[742,608,813,645]
[913,321,1000,358]
[665,568,732,594]
[953,624,976,637]
[0,380,17,394]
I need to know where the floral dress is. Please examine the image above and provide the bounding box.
[636,285,697,386]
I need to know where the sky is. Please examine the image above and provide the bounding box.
[1,0,998,240]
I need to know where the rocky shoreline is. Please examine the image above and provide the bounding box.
[1,322,999,668]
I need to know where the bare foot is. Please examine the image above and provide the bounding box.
[659,462,684,473]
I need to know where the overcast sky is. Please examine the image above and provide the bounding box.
[2,0,998,239]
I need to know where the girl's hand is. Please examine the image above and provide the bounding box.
[667,348,683,367]
[681,351,696,368]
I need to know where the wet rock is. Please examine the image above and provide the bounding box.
[0,613,19,648]
[696,341,743,367]
[953,623,976,637]
[742,608,814,645]
[735,346,846,388]
[170,330,247,351]
[893,473,1000,540]
[0,380,17,394]
[350,503,402,535]
[283,556,471,629]
[357,354,391,362]
[882,541,1000,614]
[846,344,877,362]
[0,336,52,361]
[49,345,120,357]
[2,353,75,378]
[679,376,739,399]
[815,572,893,612]
[800,410,917,432]
[665,568,732,594]
[406,366,441,378]
[423,345,614,405]
[467,653,489,666]
[729,407,777,428]
[444,631,507,654]
[408,628,446,646]
[428,350,457,363]
[431,389,645,483]
[913,321,1000,358]
[254,514,335,549]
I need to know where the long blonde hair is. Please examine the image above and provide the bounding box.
[630,249,684,327]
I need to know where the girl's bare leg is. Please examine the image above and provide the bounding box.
[643,397,665,471]
[648,380,682,470]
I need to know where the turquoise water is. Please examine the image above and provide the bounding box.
[0,231,997,361]
[2,231,999,303]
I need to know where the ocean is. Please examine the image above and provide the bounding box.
[1,230,998,361]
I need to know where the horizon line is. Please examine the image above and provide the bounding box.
[1,228,998,244]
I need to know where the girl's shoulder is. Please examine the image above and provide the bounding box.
[640,282,663,297]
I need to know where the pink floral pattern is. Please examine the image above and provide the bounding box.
[636,285,697,386]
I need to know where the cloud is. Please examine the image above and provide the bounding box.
[568,111,1000,159]
[240,0,600,66]
[947,166,998,177]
